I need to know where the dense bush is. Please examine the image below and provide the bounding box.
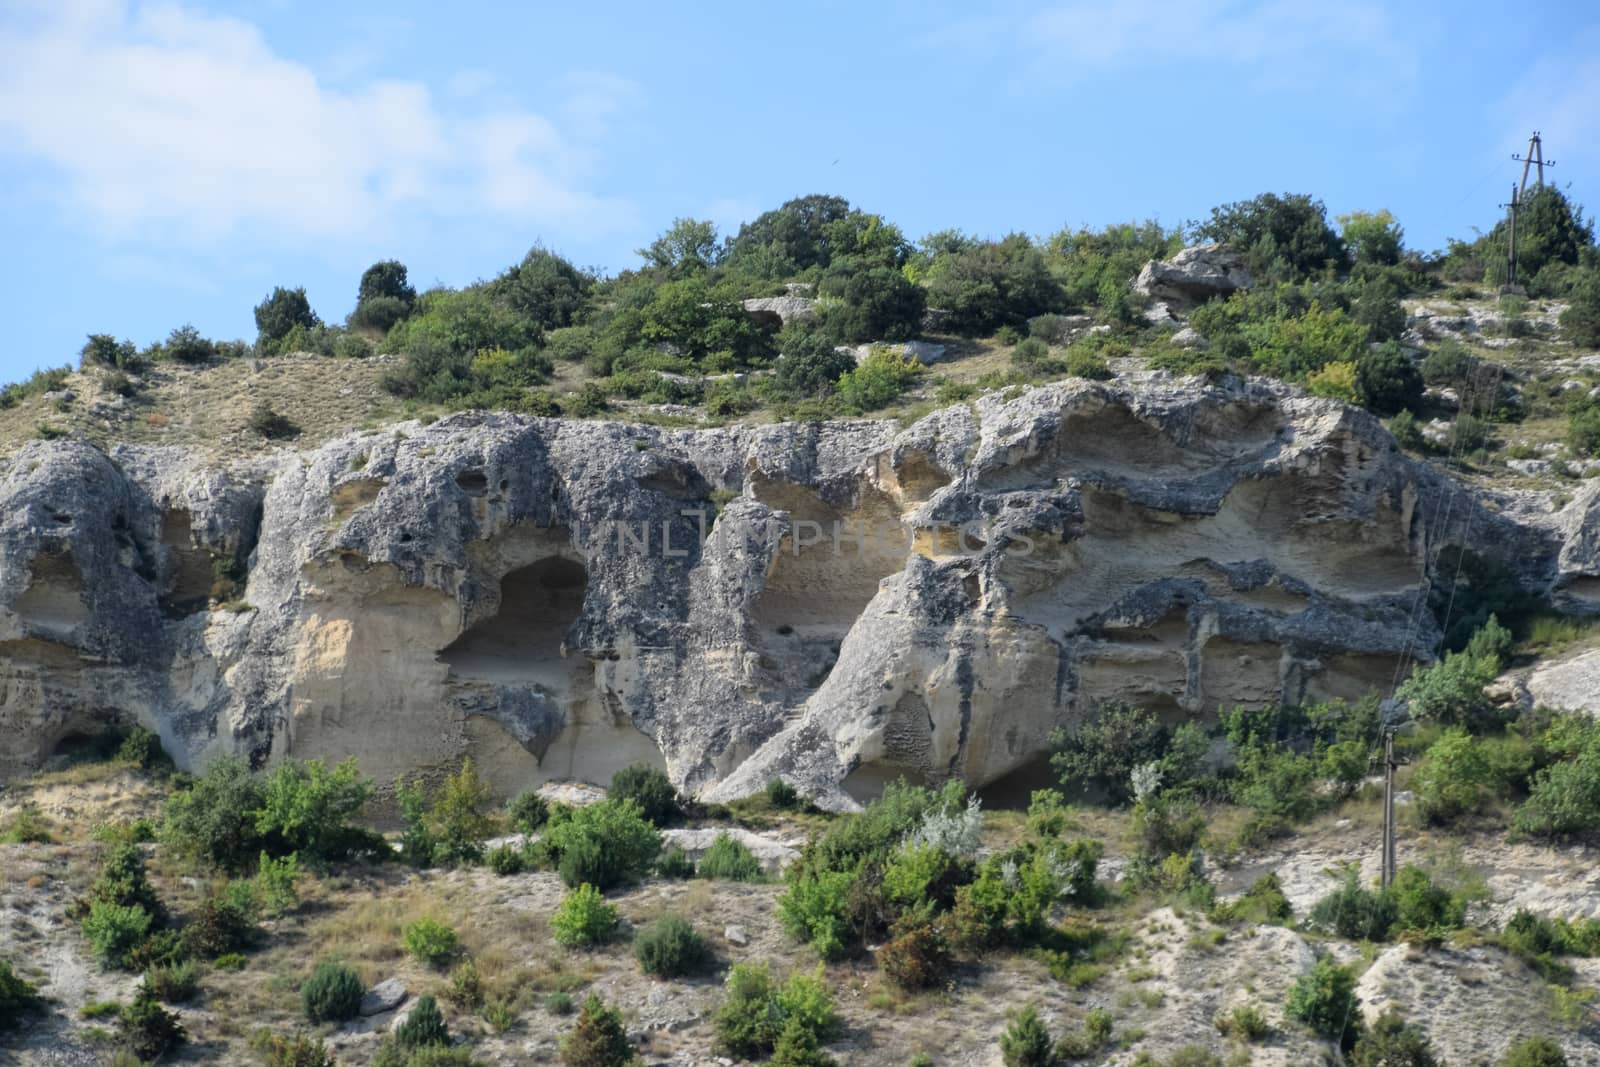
[634,915,712,978]
[766,778,801,809]
[403,918,460,967]
[698,832,763,882]
[162,323,219,364]
[1355,341,1423,415]
[551,884,619,948]
[0,959,43,1031]
[301,961,363,1022]
[656,846,696,879]
[489,246,593,330]
[1561,269,1600,347]
[1050,702,1167,803]
[508,789,550,833]
[608,764,680,826]
[1284,956,1359,1045]
[352,260,418,332]
[1396,616,1507,729]
[254,756,374,862]
[714,964,838,1061]
[255,287,320,349]
[120,989,187,1059]
[1306,866,1464,942]
[143,959,199,1003]
[819,264,925,343]
[877,920,954,991]
[1340,209,1405,267]
[998,1004,1054,1067]
[179,888,261,958]
[161,755,266,870]
[1192,192,1346,281]
[394,994,449,1049]
[254,1031,338,1067]
[1411,727,1495,824]
[561,994,640,1067]
[1349,1010,1443,1067]
[84,901,152,968]
[774,332,856,398]
[80,334,141,371]
[836,345,921,411]
[486,843,525,876]
[1501,1035,1570,1066]
[431,757,495,866]
[921,235,1062,335]
[543,799,662,890]
[723,195,856,276]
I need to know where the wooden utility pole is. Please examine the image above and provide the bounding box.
[1376,727,1411,888]
[1513,131,1556,197]
[1502,185,1520,288]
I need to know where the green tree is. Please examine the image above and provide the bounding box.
[1350,1010,1442,1067]
[1501,1035,1569,1067]
[1193,192,1346,280]
[562,994,641,1067]
[352,259,418,333]
[1285,956,1359,1045]
[1339,209,1405,266]
[491,246,593,330]
[723,194,855,276]
[254,287,320,348]
[1050,703,1166,803]
[1356,341,1423,415]
[775,331,856,397]
[254,757,373,862]
[922,234,1063,335]
[431,757,494,866]
[818,265,926,344]
[542,799,662,890]
[639,218,720,275]
[161,754,266,870]
[1560,269,1600,348]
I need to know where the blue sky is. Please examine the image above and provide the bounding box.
[1,0,1596,384]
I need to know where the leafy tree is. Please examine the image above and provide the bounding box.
[922,234,1062,335]
[1307,360,1359,403]
[83,901,151,968]
[1193,192,1346,281]
[551,884,620,947]
[1356,341,1423,415]
[120,989,186,1060]
[723,194,855,276]
[254,757,373,862]
[1411,727,1494,824]
[639,276,773,369]
[1046,219,1177,311]
[1561,268,1600,348]
[1501,1035,1569,1067]
[403,917,460,967]
[491,246,593,330]
[1339,209,1405,266]
[999,1005,1053,1067]
[80,334,140,371]
[163,323,218,364]
[358,259,418,308]
[818,265,925,344]
[639,218,720,274]
[255,287,320,348]
[162,754,266,870]
[1485,186,1595,283]
[608,764,680,826]
[431,757,494,866]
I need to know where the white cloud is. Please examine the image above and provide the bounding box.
[0,0,636,244]
[929,0,1416,98]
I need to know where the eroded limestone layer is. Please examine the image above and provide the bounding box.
[1,376,1592,808]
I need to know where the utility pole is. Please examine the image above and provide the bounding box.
[1375,727,1411,888]
[1501,185,1520,288]
[1513,131,1556,197]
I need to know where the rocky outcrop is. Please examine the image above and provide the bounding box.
[1133,244,1252,308]
[1,376,1591,808]
[741,295,816,328]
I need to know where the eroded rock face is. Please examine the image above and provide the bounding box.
[0,377,1591,807]
[1132,244,1252,308]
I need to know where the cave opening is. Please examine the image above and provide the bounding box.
[440,557,588,688]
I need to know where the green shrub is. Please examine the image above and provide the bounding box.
[445,959,482,1010]
[561,994,640,1067]
[1193,192,1345,281]
[836,345,922,411]
[1062,344,1113,380]
[1356,341,1423,415]
[0,805,52,844]
[508,790,550,833]
[255,851,300,916]
[1561,270,1600,348]
[255,287,320,347]
[89,843,163,916]
[777,868,854,959]
[878,921,954,991]
[543,799,662,890]
[404,918,460,967]
[254,1030,338,1067]
[698,832,763,882]
[120,990,186,1059]
[715,964,838,1060]
[486,843,525,875]
[394,994,448,1048]
[1050,702,1166,803]
[161,754,266,870]
[143,959,199,1003]
[1350,1010,1443,1066]
[1011,336,1050,368]
[922,235,1061,336]
[301,961,363,1022]
[84,902,152,969]
[634,915,712,978]
[1285,956,1359,1044]
[1308,871,1397,941]
[254,757,373,862]
[430,757,495,866]
[546,991,575,1015]
[999,1004,1053,1067]
[1411,727,1494,824]
[608,765,679,826]
[1214,1003,1269,1040]
[656,846,696,879]
[1212,873,1293,925]
[0,959,43,1031]
[766,778,800,809]
[551,884,619,948]
[1164,1047,1223,1067]
[1501,1035,1569,1066]
[1514,746,1600,839]
[820,265,926,345]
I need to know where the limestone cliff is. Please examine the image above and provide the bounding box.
[3,374,1595,808]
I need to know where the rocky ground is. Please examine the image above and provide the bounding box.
[4,762,1600,1066]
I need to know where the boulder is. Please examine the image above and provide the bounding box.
[1132,244,1252,307]
[742,296,815,327]
[360,978,408,1017]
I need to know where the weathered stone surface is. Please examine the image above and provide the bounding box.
[661,827,800,874]
[0,377,1588,809]
[360,978,407,1016]
[741,295,815,327]
[846,340,949,365]
[1132,244,1251,307]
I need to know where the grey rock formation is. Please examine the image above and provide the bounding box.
[1,378,1592,809]
[741,295,816,328]
[360,978,408,1016]
[1132,244,1252,308]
